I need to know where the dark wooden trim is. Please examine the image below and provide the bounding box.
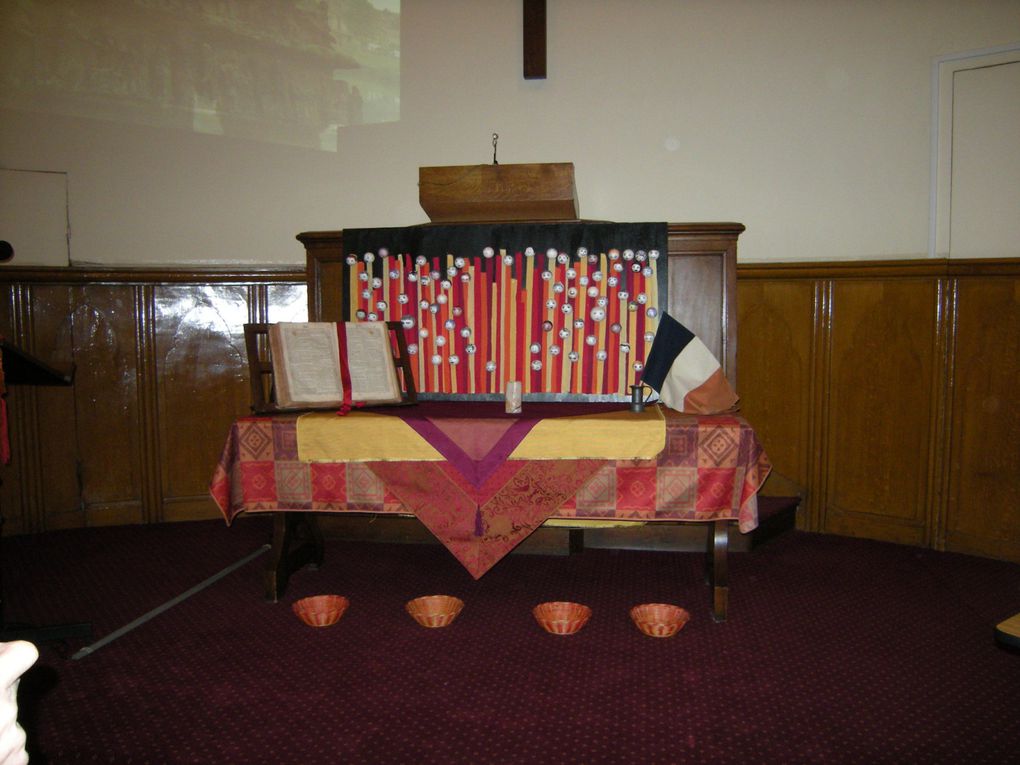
[0,266,305,285]
[737,257,1020,281]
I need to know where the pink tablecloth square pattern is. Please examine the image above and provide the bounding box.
[209,409,771,578]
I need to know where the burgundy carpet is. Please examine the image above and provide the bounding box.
[4,519,1019,764]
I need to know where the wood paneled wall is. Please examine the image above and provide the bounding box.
[0,268,305,536]
[3,259,1017,566]
[737,258,1020,563]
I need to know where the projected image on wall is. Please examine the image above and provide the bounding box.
[0,0,400,151]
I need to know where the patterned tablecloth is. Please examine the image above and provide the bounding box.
[209,407,770,578]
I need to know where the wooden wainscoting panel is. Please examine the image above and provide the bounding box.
[736,279,814,506]
[70,284,148,527]
[823,278,938,545]
[0,267,304,535]
[266,283,309,323]
[12,285,83,532]
[943,275,1020,561]
[0,284,83,533]
[19,283,149,529]
[153,284,255,522]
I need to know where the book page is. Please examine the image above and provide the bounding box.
[345,322,402,403]
[269,323,344,408]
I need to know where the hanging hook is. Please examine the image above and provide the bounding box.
[492,133,499,165]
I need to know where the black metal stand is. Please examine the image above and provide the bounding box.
[0,341,92,644]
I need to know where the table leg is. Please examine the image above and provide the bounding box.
[265,513,325,602]
[704,519,729,622]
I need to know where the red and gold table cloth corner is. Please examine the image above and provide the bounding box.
[209,407,770,578]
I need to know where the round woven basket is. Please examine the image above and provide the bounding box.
[532,601,592,635]
[629,603,690,638]
[405,595,465,628]
[292,595,349,628]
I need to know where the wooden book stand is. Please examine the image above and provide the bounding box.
[242,321,417,414]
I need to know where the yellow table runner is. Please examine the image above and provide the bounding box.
[296,405,665,462]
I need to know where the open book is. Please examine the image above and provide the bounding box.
[268,322,403,409]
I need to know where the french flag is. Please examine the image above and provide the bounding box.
[642,313,738,414]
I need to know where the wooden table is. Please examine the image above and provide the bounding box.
[210,404,770,620]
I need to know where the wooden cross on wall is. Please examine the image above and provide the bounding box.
[523,0,547,79]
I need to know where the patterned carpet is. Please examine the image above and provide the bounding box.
[4,519,1019,763]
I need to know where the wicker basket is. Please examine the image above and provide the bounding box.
[629,603,690,638]
[532,601,592,635]
[292,595,349,628]
[405,595,465,628]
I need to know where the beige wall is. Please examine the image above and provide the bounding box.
[1,0,1018,267]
